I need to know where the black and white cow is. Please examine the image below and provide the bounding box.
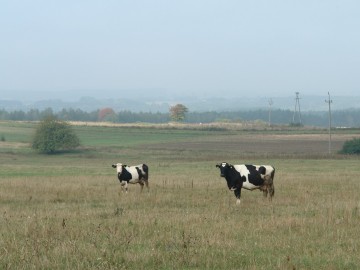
[216,162,275,205]
[111,163,149,193]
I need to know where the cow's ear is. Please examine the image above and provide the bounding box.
[112,164,116,168]
[123,164,127,167]
[216,164,220,168]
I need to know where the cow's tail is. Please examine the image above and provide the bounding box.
[271,167,275,181]
[142,164,149,180]
[270,167,275,197]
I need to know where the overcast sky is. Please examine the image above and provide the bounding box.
[1,0,359,99]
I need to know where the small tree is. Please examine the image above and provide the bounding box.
[98,108,116,122]
[169,104,188,122]
[339,138,360,155]
[32,117,80,154]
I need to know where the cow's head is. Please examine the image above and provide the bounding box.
[216,162,240,191]
[216,162,231,177]
[111,163,126,174]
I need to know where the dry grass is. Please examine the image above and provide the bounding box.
[67,121,261,129]
[1,122,360,269]
[140,133,355,158]
[1,160,360,269]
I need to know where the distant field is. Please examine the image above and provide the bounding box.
[0,121,360,269]
[143,133,356,156]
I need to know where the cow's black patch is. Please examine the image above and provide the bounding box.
[135,167,144,180]
[218,164,242,190]
[234,188,241,199]
[142,164,149,180]
[245,164,264,186]
[118,167,132,182]
[240,175,246,183]
[246,165,256,170]
[258,166,266,175]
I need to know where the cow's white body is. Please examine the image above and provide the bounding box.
[216,162,275,205]
[112,163,149,193]
[233,164,275,191]
[233,165,258,190]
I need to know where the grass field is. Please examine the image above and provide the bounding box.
[0,121,360,269]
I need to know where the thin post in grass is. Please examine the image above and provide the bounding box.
[268,98,273,127]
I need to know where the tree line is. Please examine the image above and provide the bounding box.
[1,107,360,128]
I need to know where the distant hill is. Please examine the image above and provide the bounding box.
[1,94,360,113]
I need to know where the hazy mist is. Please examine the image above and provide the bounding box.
[1,1,360,102]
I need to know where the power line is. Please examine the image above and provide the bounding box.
[268,98,273,127]
[325,92,333,154]
[292,92,302,125]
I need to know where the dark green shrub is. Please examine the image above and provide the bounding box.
[1,135,5,141]
[339,138,360,154]
[32,117,80,154]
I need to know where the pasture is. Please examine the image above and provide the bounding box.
[0,121,360,269]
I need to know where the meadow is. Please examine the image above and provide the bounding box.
[0,121,360,269]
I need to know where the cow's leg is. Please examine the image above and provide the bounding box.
[263,188,269,198]
[120,181,125,193]
[269,184,275,200]
[234,188,241,205]
[262,175,270,198]
[144,180,149,192]
[266,176,274,201]
[259,184,268,198]
[139,181,144,192]
[123,182,128,193]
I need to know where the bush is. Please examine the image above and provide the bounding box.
[32,117,80,154]
[339,138,360,154]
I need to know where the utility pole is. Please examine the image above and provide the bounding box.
[325,92,333,154]
[292,92,302,125]
[268,98,273,127]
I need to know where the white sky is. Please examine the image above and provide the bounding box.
[1,0,359,98]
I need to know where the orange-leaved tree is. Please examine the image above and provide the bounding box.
[98,108,116,122]
[169,104,188,122]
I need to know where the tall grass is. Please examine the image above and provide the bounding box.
[1,160,359,269]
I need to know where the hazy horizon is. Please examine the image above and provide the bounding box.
[1,1,359,99]
[2,90,360,114]
[2,89,360,103]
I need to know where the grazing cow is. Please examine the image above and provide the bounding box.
[111,163,149,193]
[215,162,275,205]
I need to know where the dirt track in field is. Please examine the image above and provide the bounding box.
[144,133,357,155]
